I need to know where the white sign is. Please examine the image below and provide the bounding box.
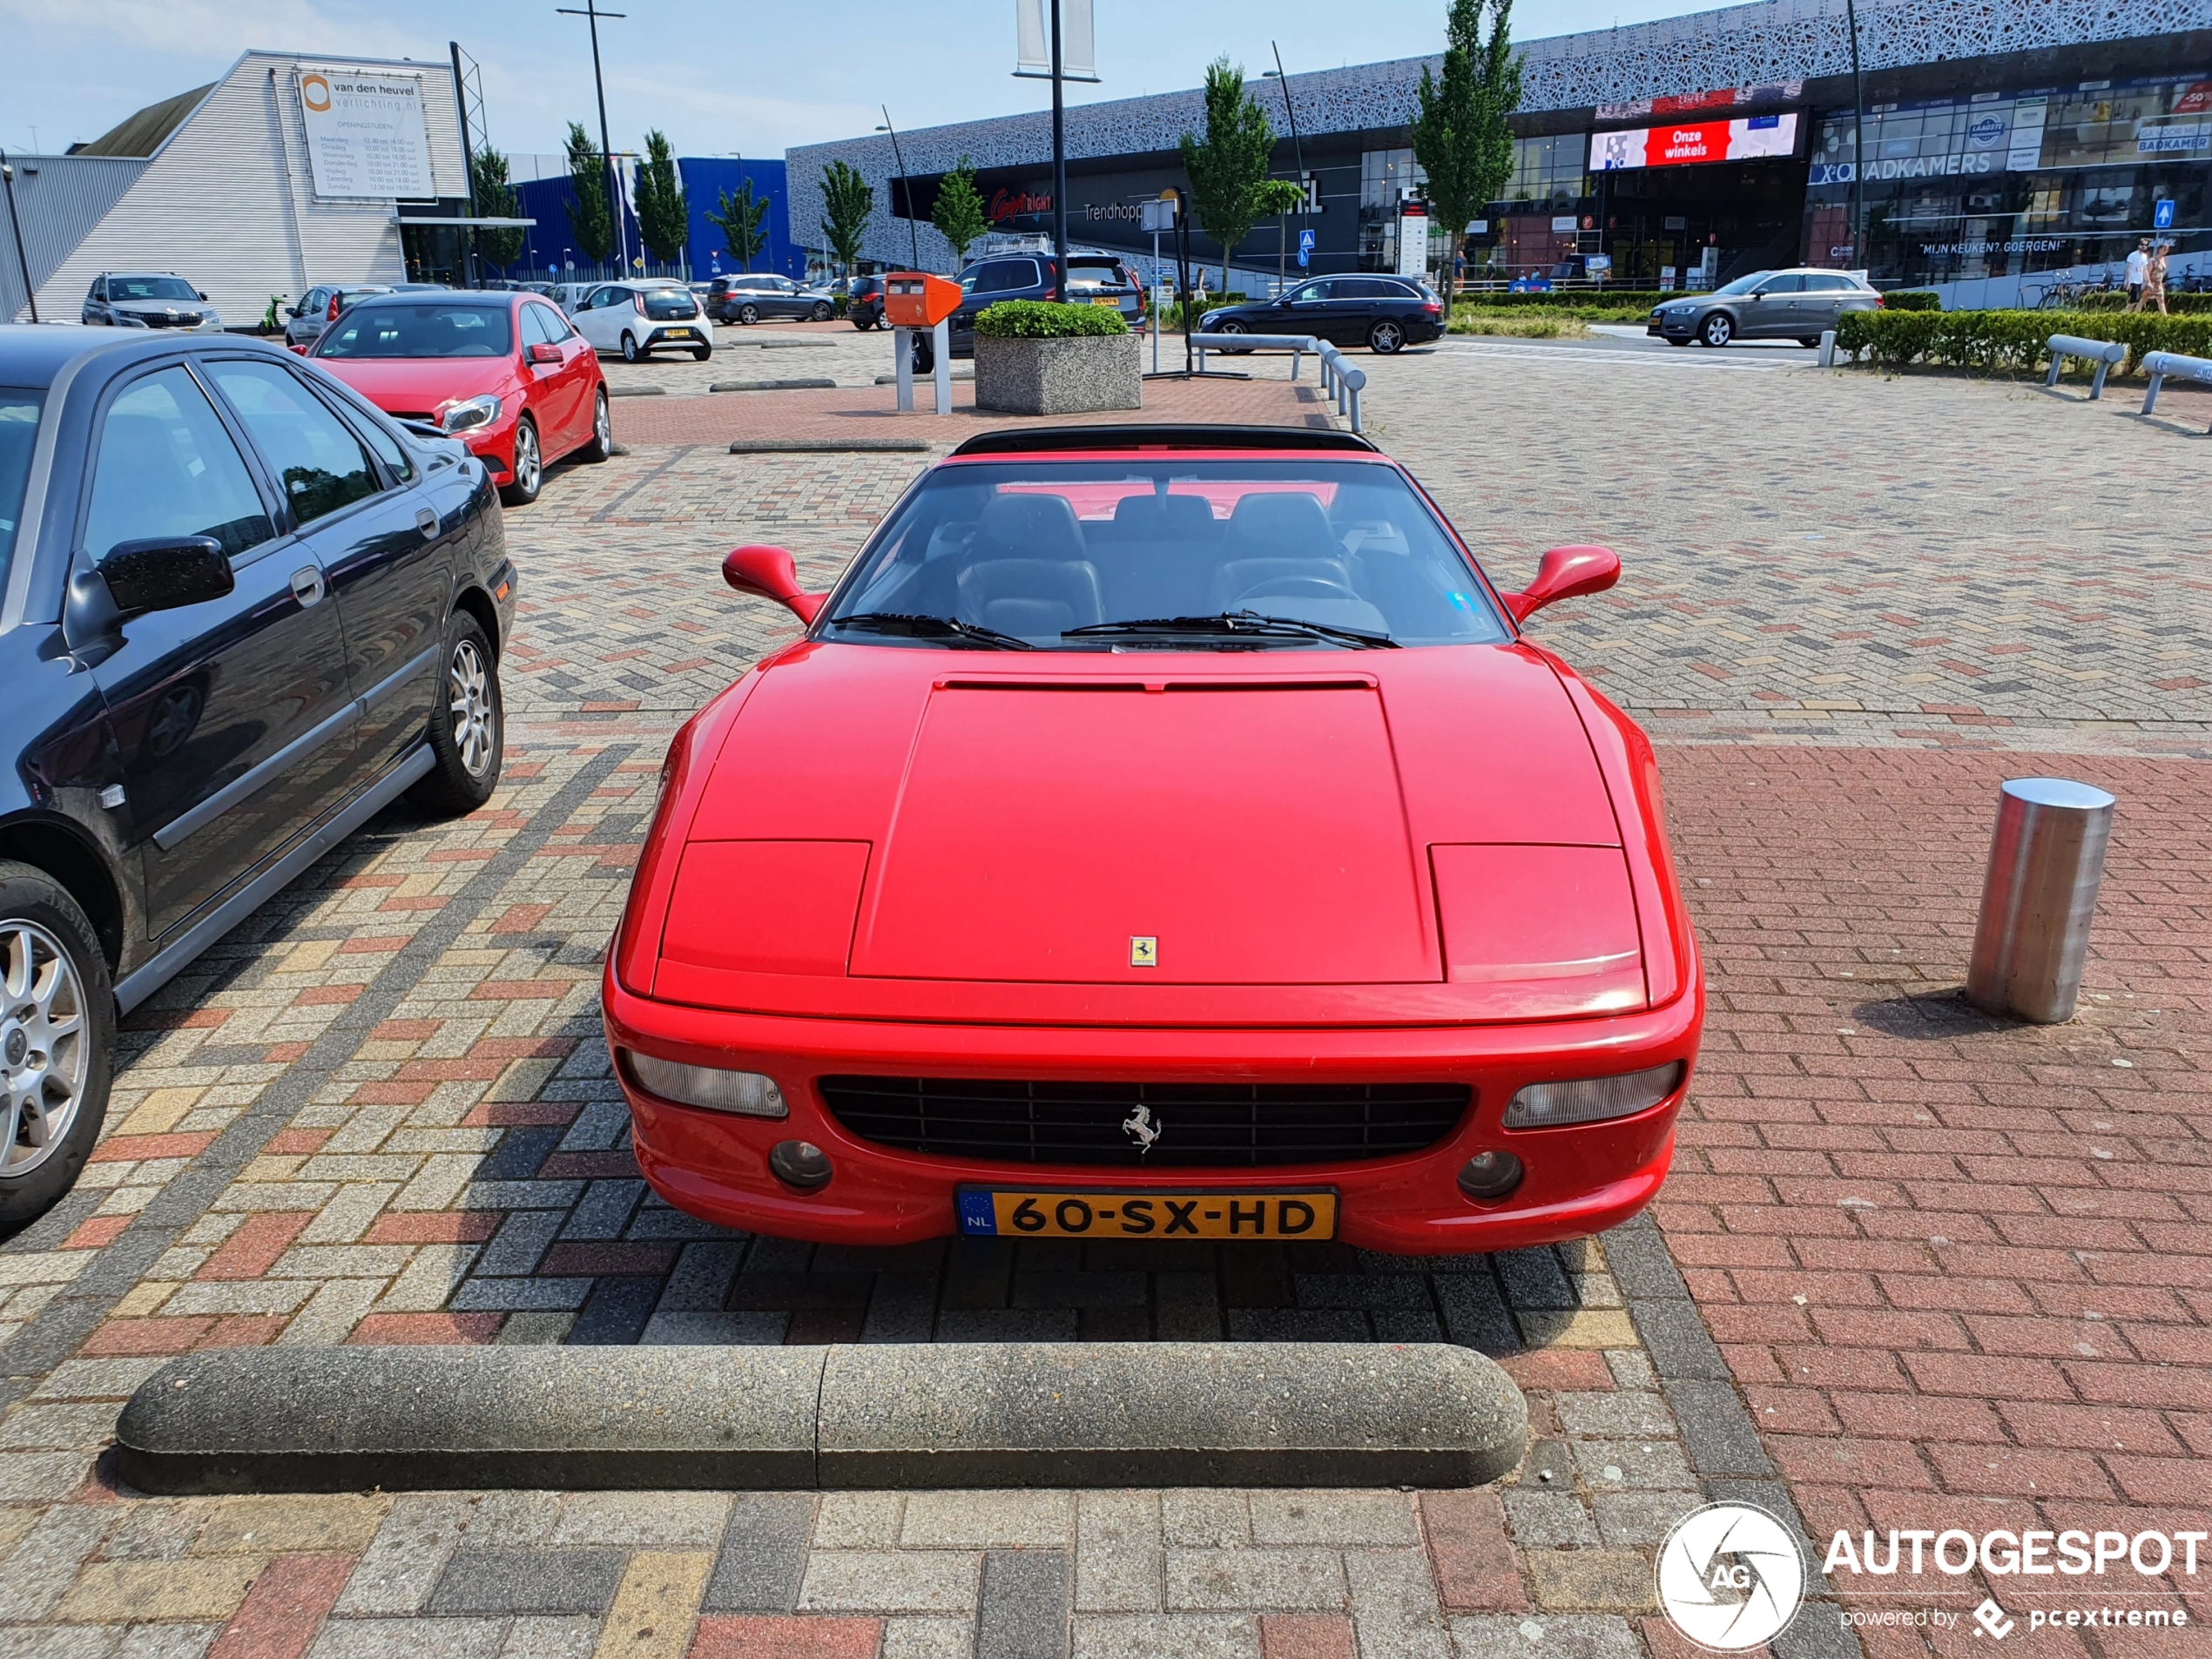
[298,67,434,199]
[1551,215,1579,233]
[1585,253,1612,275]
[1660,266,1676,290]
[1397,206,1429,276]
[1016,0,1096,79]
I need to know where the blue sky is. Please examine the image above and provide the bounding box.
[3,0,1718,160]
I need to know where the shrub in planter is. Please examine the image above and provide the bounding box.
[973,301,1140,415]
[1881,290,1941,311]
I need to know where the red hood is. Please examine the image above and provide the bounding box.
[647,642,1662,1020]
[310,355,523,415]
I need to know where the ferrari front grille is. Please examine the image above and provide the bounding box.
[815,1077,1470,1168]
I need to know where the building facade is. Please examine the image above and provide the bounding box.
[787,0,2212,306]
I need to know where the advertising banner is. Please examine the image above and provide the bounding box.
[297,67,435,200]
[1590,113,1800,172]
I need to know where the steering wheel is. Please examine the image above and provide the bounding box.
[1233,577,1360,605]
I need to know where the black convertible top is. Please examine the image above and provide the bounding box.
[949,424,1378,457]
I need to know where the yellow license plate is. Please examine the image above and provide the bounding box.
[1091,296,1119,305]
[957,1188,1337,1240]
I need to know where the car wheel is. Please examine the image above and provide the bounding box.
[811,301,833,321]
[500,417,542,507]
[692,347,711,361]
[578,389,613,463]
[1368,318,1405,354]
[1698,312,1734,348]
[0,862,112,1236]
[620,331,643,363]
[1798,337,1823,349]
[738,304,759,325]
[409,615,504,817]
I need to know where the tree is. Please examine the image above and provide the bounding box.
[1254,176,1307,292]
[563,121,613,266]
[1411,0,1523,312]
[470,146,525,268]
[708,177,771,273]
[819,160,874,276]
[932,156,988,269]
[634,129,690,269]
[1178,58,1276,293]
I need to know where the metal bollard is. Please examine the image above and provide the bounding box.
[1817,329,1837,368]
[1965,778,2115,1023]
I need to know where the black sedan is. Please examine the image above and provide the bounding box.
[1197,275,1445,354]
[0,327,516,1230]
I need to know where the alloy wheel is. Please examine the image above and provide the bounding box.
[1372,320,1403,354]
[512,423,541,494]
[447,637,497,779]
[593,394,612,454]
[0,919,88,1178]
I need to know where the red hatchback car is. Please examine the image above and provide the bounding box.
[309,291,610,506]
[606,426,1701,1256]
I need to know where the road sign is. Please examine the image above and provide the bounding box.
[1297,228,1315,268]
[2154,199,2175,230]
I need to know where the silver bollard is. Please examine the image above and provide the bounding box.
[1965,778,2115,1023]
[1817,329,1837,368]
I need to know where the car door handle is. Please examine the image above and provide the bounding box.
[415,506,440,541]
[291,566,326,607]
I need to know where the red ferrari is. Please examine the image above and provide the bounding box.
[309,290,610,506]
[606,426,1701,1255]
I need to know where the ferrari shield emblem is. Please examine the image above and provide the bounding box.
[1130,935,1158,968]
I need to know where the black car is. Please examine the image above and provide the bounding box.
[0,327,515,1230]
[1197,275,1445,354]
[83,273,224,335]
[848,276,887,330]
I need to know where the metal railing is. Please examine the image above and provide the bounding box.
[1187,332,1368,434]
[2141,350,2212,432]
[2044,334,2126,401]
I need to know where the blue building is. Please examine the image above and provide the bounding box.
[488,158,803,284]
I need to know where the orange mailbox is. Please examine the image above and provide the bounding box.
[884,273,961,328]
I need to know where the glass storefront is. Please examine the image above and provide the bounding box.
[1806,77,2210,300]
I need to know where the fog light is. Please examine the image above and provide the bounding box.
[1458,1150,1524,1202]
[1504,1062,1684,1130]
[620,1051,787,1117]
[770,1140,833,1191]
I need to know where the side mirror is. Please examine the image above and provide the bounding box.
[723,544,825,624]
[284,306,300,320]
[98,536,235,617]
[526,342,563,365]
[1506,543,1619,624]
[197,291,209,301]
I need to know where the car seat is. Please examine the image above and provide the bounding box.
[1211,490,1352,610]
[955,491,1102,637]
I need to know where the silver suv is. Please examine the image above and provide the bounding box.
[82,272,222,333]
[1648,268,1880,348]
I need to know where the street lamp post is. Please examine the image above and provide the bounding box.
[1049,0,1068,300]
[876,109,922,271]
[1264,45,1308,275]
[1844,0,1867,272]
[556,0,627,277]
[0,150,36,322]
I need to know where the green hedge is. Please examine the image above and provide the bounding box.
[973,300,1130,340]
[1882,290,1942,311]
[1834,307,2212,375]
[2076,289,2212,314]
[1458,290,1670,310]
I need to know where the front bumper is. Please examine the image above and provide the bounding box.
[1648,314,1696,339]
[604,972,1698,1255]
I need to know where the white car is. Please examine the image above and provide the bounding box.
[570,282,714,362]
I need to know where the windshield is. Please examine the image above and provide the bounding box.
[110,277,199,302]
[1712,272,1770,296]
[315,303,515,358]
[821,458,1510,651]
[0,391,42,594]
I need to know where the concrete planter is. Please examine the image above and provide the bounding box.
[974,332,1142,415]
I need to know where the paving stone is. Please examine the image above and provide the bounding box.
[1445,1614,1641,1659]
[1569,1440,1699,1493]
[1344,1548,1451,1659]
[1075,1491,1161,1615]
[1501,1490,1599,1549]
[0,1503,114,1621]
[878,1617,972,1659]
[797,1550,981,1614]
[1246,1491,1419,1547]
[811,1493,902,1550]
[193,1494,388,1554]
[496,1616,598,1659]
[57,1557,265,1622]
[1071,1614,1258,1659]
[1519,1550,1656,1613]
[1160,1492,1248,1549]
[899,1489,1073,1548]
[427,1547,628,1615]
[307,1619,510,1659]
[1164,1548,1347,1612]
[593,1551,712,1659]
[548,1490,729,1548]
[974,1548,1070,1659]
[702,1493,814,1613]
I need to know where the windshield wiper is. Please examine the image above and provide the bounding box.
[827,611,1035,650]
[1064,610,1398,649]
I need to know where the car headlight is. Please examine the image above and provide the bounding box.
[438,394,502,435]
[1503,1062,1683,1130]
[620,1050,788,1117]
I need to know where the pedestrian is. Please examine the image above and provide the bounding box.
[2125,239,2149,309]
[2146,241,2170,315]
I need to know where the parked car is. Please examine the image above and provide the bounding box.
[605,424,1700,1251]
[705,274,835,325]
[1647,268,1881,347]
[908,252,1152,371]
[1197,275,1445,354]
[309,291,611,507]
[284,285,396,353]
[847,276,887,330]
[0,325,515,1231]
[82,273,224,334]
[570,281,714,362]
[1065,253,1148,326]
[549,282,598,315]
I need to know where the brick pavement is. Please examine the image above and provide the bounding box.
[1,345,2207,1656]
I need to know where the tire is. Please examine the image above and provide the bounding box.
[1664,337,1692,347]
[0,862,112,1237]
[1697,312,1733,348]
[1798,337,1823,348]
[691,347,711,361]
[738,303,760,325]
[811,301,833,321]
[409,615,504,817]
[1368,318,1405,354]
[500,417,542,507]
[620,331,643,364]
[852,316,873,331]
[578,389,612,463]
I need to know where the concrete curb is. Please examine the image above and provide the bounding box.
[726,438,934,455]
[115,1341,1525,1496]
[710,378,838,393]
[606,385,664,398]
